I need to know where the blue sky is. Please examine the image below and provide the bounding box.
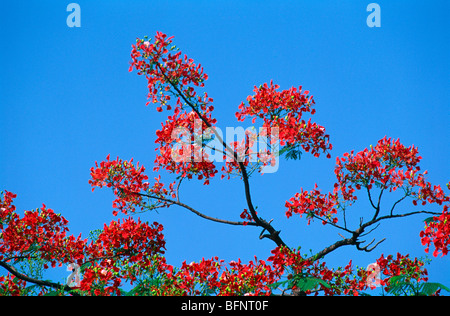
[1,0,449,292]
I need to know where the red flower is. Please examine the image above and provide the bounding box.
[333,137,449,206]
[89,155,178,215]
[285,184,339,224]
[420,205,450,257]
[235,81,332,159]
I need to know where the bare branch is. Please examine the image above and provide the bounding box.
[309,213,353,234]
[356,238,386,252]
[375,210,441,223]
[175,177,183,203]
[132,190,255,227]
[310,206,441,262]
[309,237,356,261]
[366,187,378,211]
[376,188,384,211]
[359,223,380,237]
[389,194,409,216]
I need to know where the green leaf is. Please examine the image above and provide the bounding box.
[295,276,330,291]
[437,283,450,292]
[387,274,450,296]
[279,144,303,161]
[386,275,410,296]
[424,217,436,225]
[419,282,450,296]
[389,275,407,285]
[270,273,330,293]
[269,279,289,289]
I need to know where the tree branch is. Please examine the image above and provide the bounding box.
[367,187,378,211]
[153,63,289,248]
[131,190,256,227]
[310,208,441,262]
[0,260,79,296]
[309,237,357,261]
[389,193,410,216]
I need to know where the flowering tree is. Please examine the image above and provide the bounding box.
[1,31,449,296]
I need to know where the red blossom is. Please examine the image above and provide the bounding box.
[235,80,332,159]
[0,192,86,267]
[0,274,27,296]
[217,257,279,296]
[79,217,166,295]
[267,247,368,296]
[375,253,429,290]
[153,109,218,184]
[129,32,209,111]
[0,191,170,296]
[334,136,449,207]
[285,184,339,224]
[89,155,178,215]
[420,205,450,257]
[129,33,221,184]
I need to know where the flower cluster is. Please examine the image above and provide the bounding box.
[129,33,332,183]
[267,247,368,296]
[0,274,27,296]
[170,257,224,295]
[89,155,177,215]
[129,32,222,183]
[112,255,279,296]
[267,247,432,296]
[285,184,339,224]
[235,80,332,159]
[154,109,218,184]
[219,129,279,179]
[334,136,448,207]
[129,31,210,113]
[267,246,310,276]
[0,191,169,296]
[285,137,449,227]
[89,155,150,215]
[216,258,279,296]
[420,205,450,257]
[0,192,86,268]
[0,193,438,297]
[0,190,16,222]
[79,217,166,296]
[375,253,429,288]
